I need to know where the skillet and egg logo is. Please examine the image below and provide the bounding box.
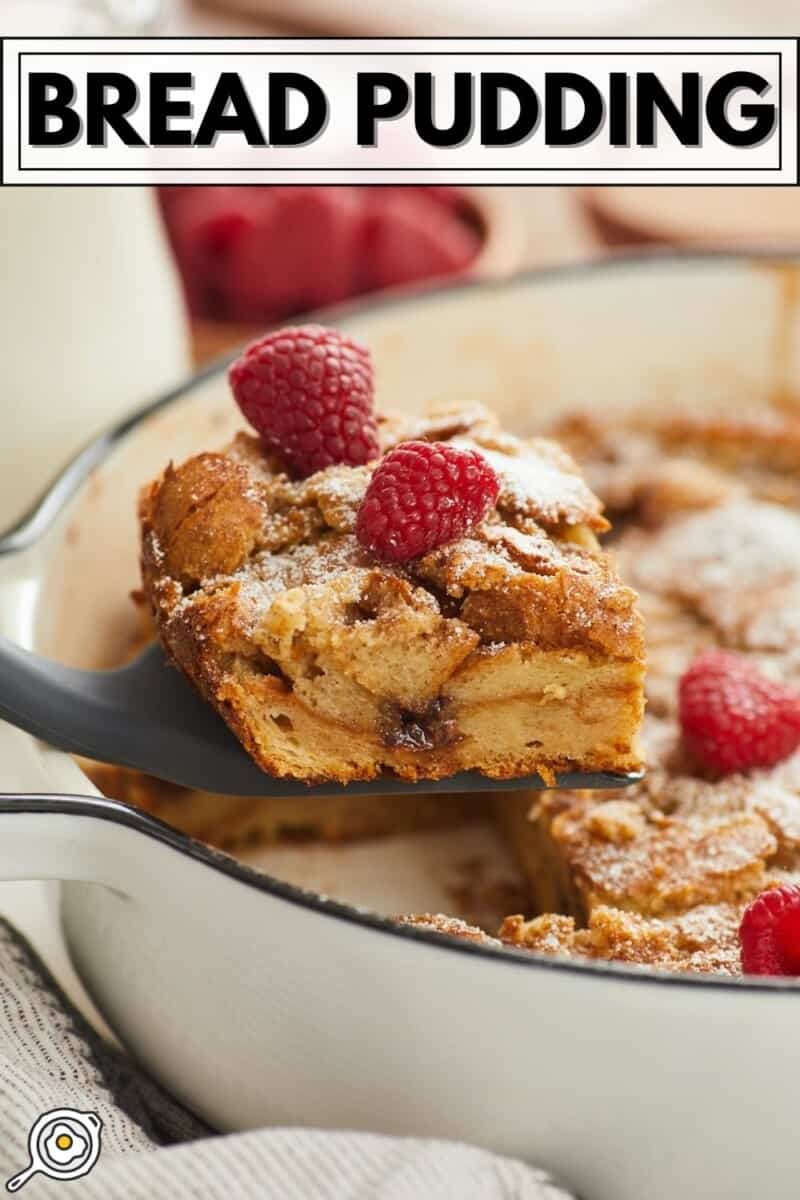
[44,1122,89,1166]
[5,1109,102,1192]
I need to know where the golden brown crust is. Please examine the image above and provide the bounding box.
[655,410,800,477]
[396,913,502,947]
[499,905,743,976]
[550,797,775,918]
[142,453,267,587]
[139,408,644,784]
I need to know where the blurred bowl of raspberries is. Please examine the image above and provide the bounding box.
[158,186,522,349]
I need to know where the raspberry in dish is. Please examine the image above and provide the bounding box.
[739,884,800,976]
[139,348,645,786]
[678,651,800,776]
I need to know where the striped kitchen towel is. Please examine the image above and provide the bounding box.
[0,918,572,1199]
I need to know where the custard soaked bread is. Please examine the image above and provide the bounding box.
[140,385,645,785]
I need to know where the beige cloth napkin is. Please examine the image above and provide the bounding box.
[0,917,574,1199]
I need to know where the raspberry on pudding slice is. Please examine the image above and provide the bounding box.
[228,325,379,477]
[139,326,645,785]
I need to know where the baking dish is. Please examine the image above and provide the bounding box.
[2,251,800,1200]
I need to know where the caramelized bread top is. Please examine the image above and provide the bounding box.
[139,403,644,667]
[400,903,744,976]
[499,904,743,976]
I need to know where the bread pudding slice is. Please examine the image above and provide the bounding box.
[139,405,645,785]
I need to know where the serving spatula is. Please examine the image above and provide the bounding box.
[0,636,643,797]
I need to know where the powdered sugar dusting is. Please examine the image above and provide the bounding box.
[232,536,369,633]
[397,914,501,946]
[631,500,800,596]
[625,500,800,654]
[278,465,371,533]
[450,436,605,530]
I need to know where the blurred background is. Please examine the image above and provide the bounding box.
[1,0,798,509]
[6,0,790,360]
[118,0,800,37]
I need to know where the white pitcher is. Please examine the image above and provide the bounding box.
[0,186,189,527]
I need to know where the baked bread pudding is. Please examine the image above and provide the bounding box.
[88,325,800,981]
[138,327,645,786]
[413,406,800,979]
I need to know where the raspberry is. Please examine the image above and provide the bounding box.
[159,186,266,318]
[678,649,800,775]
[739,884,800,975]
[161,186,480,323]
[355,441,500,564]
[362,190,479,291]
[228,325,379,479]
[223,188,365,323]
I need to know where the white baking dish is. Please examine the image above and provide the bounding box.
[2,251,800,1200]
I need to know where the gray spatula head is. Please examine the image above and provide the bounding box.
[0,637,643,797]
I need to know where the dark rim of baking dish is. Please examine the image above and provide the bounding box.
[3,247,800,994]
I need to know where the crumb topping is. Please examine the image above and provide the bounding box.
[144,413,640,663]
[500,904,743,975]
[396,913,502,947]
